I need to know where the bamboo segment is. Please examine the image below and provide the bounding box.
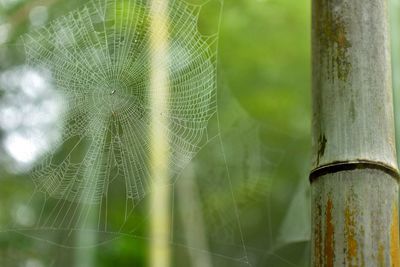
[311,0,400,266]
[149,0,171,267]
[312,170,399,266]
[311,0,397,172]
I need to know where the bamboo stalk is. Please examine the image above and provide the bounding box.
[311,0,400,266]
[177,164,212,267]
[391,0,400,159]
[149,0,171,267]
[74,204,97,267]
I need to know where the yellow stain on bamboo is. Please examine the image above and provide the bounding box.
[325,198,335,267]
[314,203,323,267]
[345,203,358,267]
[391,202,400,267]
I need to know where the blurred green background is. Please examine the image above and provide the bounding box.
[0,0,313,266]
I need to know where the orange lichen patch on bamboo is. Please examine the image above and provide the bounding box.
[314,203,323,267]
[390,202,399,267]
[315,0,351,82]
[378,243,385,267]
[325,198,335,267]
[344,203,358,267]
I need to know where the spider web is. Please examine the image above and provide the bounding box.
[0,0,313,266]
[19,0,217,228]
[0,0,290,265]
[0,0,256,265]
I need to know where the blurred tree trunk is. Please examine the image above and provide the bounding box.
[177,164,212,267]
[311,0,400,266]
[149,0,172,267]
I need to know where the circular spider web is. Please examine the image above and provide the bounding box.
[21,0,217,210]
